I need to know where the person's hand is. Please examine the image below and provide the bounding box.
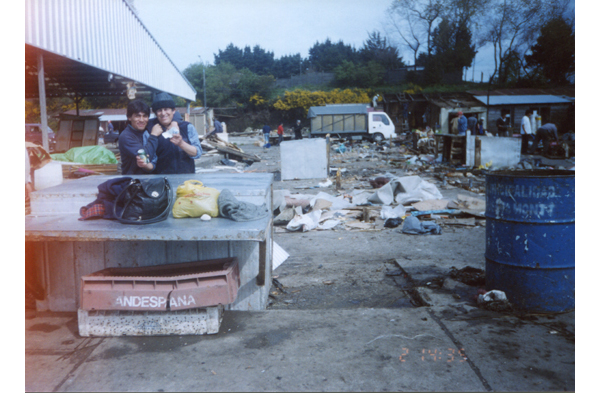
[136,155,153,170]
[168,122,183,146]
[170,133,183,146]
[151,123,164,137]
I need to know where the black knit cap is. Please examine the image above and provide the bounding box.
[152,92,176,112]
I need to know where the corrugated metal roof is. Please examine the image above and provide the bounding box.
[473,95,573,106]
[62,107,207,121]
[25,0,196,101]
[467,87,575,98]
[308,104,369,118]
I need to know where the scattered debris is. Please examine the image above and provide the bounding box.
[477,290,513,312]
[400,216,442,235]
[449,266,485,286]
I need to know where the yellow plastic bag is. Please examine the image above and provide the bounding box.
[172,180,220,218]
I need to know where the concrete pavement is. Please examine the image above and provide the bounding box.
[25,304,574,392]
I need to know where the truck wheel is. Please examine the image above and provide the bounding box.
[372,133,384,143]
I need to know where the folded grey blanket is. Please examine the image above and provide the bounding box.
[218,189,270,222]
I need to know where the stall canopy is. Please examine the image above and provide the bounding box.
[25,0,196,101]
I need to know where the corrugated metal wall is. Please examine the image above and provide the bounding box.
[25,0,196,101]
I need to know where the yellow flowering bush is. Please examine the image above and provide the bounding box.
[273,89,371,115]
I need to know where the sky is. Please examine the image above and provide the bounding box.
[134,0,499,80]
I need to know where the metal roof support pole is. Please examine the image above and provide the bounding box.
[37,53,49,152]
[203,68,207,109]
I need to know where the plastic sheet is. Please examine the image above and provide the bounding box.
[50,146,118,165]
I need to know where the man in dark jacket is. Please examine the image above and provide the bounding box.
[145,92,203,174]
[467,115,478,135]
[496,113,509,136]
[118,100,155,175]
[293,120,303,140]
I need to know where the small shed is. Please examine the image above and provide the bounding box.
[422,92,487,134]
[468,88,575,135]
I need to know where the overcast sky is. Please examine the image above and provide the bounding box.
[134,0,499,80]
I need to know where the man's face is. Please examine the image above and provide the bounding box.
[156,107,174,126]
[128,112,149,132]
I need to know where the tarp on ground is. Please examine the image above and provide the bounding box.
[51,146,118,165]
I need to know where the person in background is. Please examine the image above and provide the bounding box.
[450,113,459,135]
[145,92,203,174]
[496,113,509,136]
[107,120,114,133]
[118,100,155,174]
[262,124,271,146]
[213,117,223,133]
[476,118,485,135]
[457,111,468,135]
[467,115,478,135]
[529,123,559,156]
[520,109,533,154]
[277,122,284,145]
[293,120,303,140]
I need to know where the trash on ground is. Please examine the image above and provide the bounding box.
[384,217,403,228]
[477,290,513,312]
[369,177,391,188]
[447,194,486,217]
[399,215,442,235]
[449,266,486,286]
[380,204,407,220]
[273,241,289,270]
[411,199,449,211]
[318,178,333,188]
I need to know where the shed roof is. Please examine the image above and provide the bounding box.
[467,87,575,98]
[472,95,573,106]
[25,0,196,101]
[62,107,208,122]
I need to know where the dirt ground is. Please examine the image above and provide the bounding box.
[222,135,500,313]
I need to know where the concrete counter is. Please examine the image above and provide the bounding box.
[25,173,274,312]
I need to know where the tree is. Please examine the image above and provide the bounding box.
[214,44,275,76]
[419,18,477,85]
[525,17,574,85]
[272,54,304,78]
[333,60,386,88]
[308,39,359,72]
[359,31,404,70]
[183,62,275,109]
[387,0,445,67]
[479,0,572,85]
[214,43,245,69]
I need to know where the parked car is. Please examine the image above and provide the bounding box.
[25,123,56,152]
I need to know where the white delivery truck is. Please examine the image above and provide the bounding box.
[308,104,397,142]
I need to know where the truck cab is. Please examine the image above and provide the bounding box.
[368,112,396,142]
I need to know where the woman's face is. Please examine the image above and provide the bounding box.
[156,108,174,126]
[128,112,149,132]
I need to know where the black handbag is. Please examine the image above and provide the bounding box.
[113,177,173,224]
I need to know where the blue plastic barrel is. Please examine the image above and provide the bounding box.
[485,170,575,313]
